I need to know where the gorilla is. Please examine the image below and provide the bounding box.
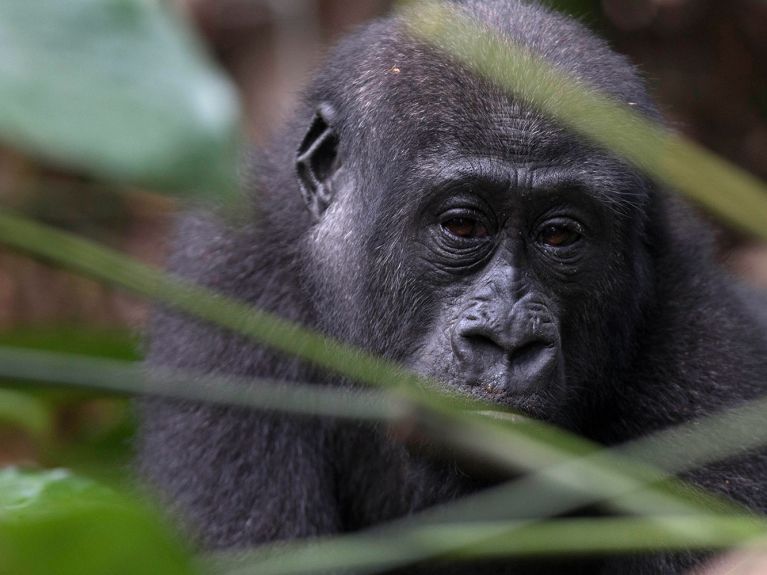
[138,0,767,573]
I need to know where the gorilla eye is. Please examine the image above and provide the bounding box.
[442,217,489,239]
[538,223,581,248]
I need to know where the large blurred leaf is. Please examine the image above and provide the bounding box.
[0,468,198,575]
[0,0,240,197]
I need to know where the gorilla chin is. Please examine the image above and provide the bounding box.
[139,1,767,573]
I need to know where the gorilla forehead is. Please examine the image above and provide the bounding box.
[305,1,657,221]
[310,0,658,130]
[374,100,650,222]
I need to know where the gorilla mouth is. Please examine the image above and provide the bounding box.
[458,385,559,423]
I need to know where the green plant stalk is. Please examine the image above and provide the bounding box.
[2,342,764,526]
[0,346,404,422]
[10,345,766,570]
[212,516,767,575]
[0,209,740,520]
[6,355,767,575]
[0,210,419,394]
[406,3,767,240]
[227,397,767,575]
[232,394,767,574]
[455,516,767,558]
[0,345,745,528]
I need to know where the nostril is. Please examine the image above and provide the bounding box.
[461,328,551,364]
[458,321,555,369]
[508,340,549,366]
[461,330,551,360]
[463,332,503,352]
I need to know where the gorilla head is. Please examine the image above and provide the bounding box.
[291,0,657,424]
[141,0,767,571]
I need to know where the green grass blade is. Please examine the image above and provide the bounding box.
[0,208,763,573]
[0,209,420,395]
[0,346,402,422]
[211,392,767,574]
[406,3,767,239]
[211,516,767,575]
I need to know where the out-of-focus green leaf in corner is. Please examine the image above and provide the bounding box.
[0,0,241,199]
[0,468,198,575]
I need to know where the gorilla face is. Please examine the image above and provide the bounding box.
[393,157,650,424]
[404,159,592,417]
[298,89,653,425]
[291,3,660,427]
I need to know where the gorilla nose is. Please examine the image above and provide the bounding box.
[454,324,556,393]
[462,329,549,365]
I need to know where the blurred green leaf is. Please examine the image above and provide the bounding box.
[0,468,198,575]
[0,0,241,197]
[0,389,52,438]
[0,327,138,361]
[0,467,112,513]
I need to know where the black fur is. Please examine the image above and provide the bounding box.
[138,1,767,573]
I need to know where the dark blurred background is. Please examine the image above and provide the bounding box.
[0,0,765,465]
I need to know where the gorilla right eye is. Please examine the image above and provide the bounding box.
[442,217,489,239]
[537,223,582,248]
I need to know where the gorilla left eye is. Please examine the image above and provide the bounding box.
[538,224,581,248]
[442,217,489,239]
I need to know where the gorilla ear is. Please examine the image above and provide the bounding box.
[296,103,339,220]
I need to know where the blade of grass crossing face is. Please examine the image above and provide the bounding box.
[0,209,763,572]
[0,209,422,395]
[210,516,767,575]
[209,393,767,574]
[406,4,767,240]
